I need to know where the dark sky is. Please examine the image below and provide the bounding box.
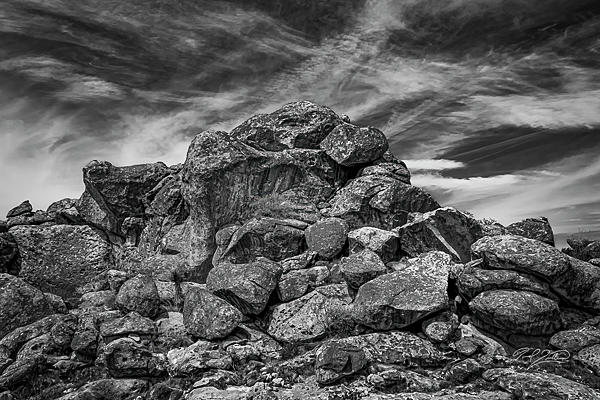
[1,0,600,237]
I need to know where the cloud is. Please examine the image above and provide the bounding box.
[404,159,466,171]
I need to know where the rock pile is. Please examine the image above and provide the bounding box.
[0,101,599,399]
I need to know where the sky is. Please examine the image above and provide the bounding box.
[1,0,600,238]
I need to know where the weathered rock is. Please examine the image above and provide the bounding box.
[483,367,600,399]
[186,386,247,400]
[320,123,388,166]
[507,217,555,246]
[358,162,411,184]
[315,340,367,385]
[458,267,557,301]
[281,251,318,273]
[469,290,561,337]
[99,312,156,341]
[207,259,282,315]
[217,218,306,264]
[564,238,600,262]
[479,218,509,237]
[167,340,233,377]
[104,338,164,377]
[305,218,348,260]
[364,391,510,400]
[268,284,352,342]
[79,290,116,310]
[352,251,451,330]
[116,275,161,318]
[348,227,399,263]
[576,344,600,375]
[46,198,81,224]
[277,266,329,302]
[445,358,484,384]
[472,235,600,311]
[0,274,54,339]
[10,224,112,299]
[83,160,170,221]
[0,233,18,275]
[422,312,459,344]
[0,354,45,390]
[395,207,483,263]
[183,287,242,340]
[5,210,54,228]
[6,201,31,219]
[182,125,349,280]
[55,379,149,400]
[550,326,600,352]
[231,101,342,151]
[339,249,387,291]
[328,175,439,230]
[76,190,118,232]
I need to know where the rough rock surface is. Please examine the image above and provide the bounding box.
[116,275,161,318]
[352,251,451,330]
[6,201,32,218]
[305,217,348,260]
[315,341,367,384]
[348,226,399,263]
[339,249,387,291]
[507,217,555,246]
[320,123,388,166]
[395,207,483,262]
[183,287,242,340]
[10,224,113,299]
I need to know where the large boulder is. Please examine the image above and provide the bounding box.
[268,284,352,342]
[483,368,600,400]
[469,290,562,337]
[10,224,112,299]
[339,249,387,291]
[277,266,329,302]
[327,174,439,230]
[230,101,342,151]
[315,340,367,385]
[167,340,233,377]
[395,207,483,263]
[320,123,388,166]
[348,227,399,263]
[206,259,282,315]
[472,235,600,311]
[104,338,164,378]
[76,190,118,232]
[182,106,351,279]
[216,218,306,264]
[183,287,242,340]
[507,217,554,246]
[305,218,348,260]
[6,201,32,218]
[0,274,54,339]
[115,275,161,318]
[352,251,451,330]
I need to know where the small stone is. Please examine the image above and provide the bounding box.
[305,218,349,260]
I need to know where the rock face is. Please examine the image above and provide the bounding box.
[352,251,451,330]
[320,123,388,166]
[395,207,483,263]
[472,235,600,311]
[115,275,161,318]
[348,226,399,263]
[0,274,54,338]
[305,217,348,260]
[506,217,554,246]
[10,224,112,299]
[339,249,387,291]
[458,267,556,300]
[206,259,282,315]
[469,290,562,337]
[183,287,242,340]
[315,341,367,385]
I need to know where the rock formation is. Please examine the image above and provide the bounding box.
[0,101,598,399]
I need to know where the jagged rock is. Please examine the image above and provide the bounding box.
[167,340,232,377]
[6,201,31,219]
[328,175,439,230]
[47,198,81,224]
[281,251,318,273]
[10,224,112,299]
[564,238,600,262]
[395,207,483,263]
[76,190,118,232]
[104,338,164,377]
[339,249,387,291]
[575,344,600,375]
[217,218,306,264]
[472,235,600,311]
[6,210,54,228]
[469,290,561,337]
[483,367,600,399]
[0,233,18,275]
[444,358,483,384]
[352,251,451,330]
[187,386,247,400]
[149,382,184,400]
[207,259,282,315]
[0,354,45,390]
[55,379,149,400]
[277,266,329,302]
[358,162,411,184]
[550,325,600,352]
[0,274,55,339]
[315,340,367,385]
[230,101,342,151]
[83,160,170,221]
[320,123,388,166]
[183,287,242,340]
[79,290,116,310]
[348,227,399,263]
[305,217,348,260]
[268,284,352,342]
[507,217,554,246]
[99,312,156,341]
[123,253,188,282]
[182,122,349,280]
[479,219,509,237]
[457,267,557,301]
[116,275,161,318]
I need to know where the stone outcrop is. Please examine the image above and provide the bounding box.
[506,217,554,246]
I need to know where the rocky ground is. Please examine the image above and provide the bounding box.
[1,101,600,399]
